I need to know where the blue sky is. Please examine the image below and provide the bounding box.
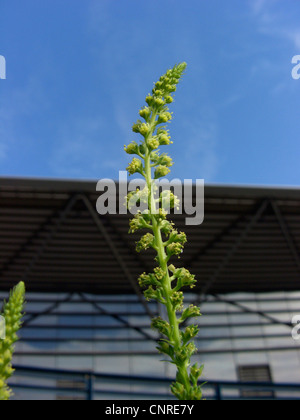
[0,0,299,186]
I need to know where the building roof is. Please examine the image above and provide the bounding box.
[0,176,299,296]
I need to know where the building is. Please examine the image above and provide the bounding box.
[1,177,300,400]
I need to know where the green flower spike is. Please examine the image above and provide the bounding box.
[0,282,25,401]
[125,63,204,400]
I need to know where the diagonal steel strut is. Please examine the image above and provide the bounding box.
[79,292,155,342]
[193,199,269,306]
[271,200,300,274]
[0,195,77,279]
[78,194,155,319]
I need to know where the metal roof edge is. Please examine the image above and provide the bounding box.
[0,176,300,200]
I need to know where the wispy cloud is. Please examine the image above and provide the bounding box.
[250,0,300,49]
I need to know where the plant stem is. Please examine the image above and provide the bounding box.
[125,63,204,400]
[144,146,191,394]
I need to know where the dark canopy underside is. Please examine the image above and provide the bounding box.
[0,177,299,295]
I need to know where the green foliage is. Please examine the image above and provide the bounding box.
[125,63,204,400]
[0,282,25,400]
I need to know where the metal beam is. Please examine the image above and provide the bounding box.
[193,200,269,304]
[23,293,74,328]
[18,321,290,330]
[212,294,293,329]
[0,199,73,278]
[20,194,80,283]
[18,332,294,343]
[12,346,300,356]
[186,211,248,268]
[271,200,300,273]
[20,307,300,318]
[78,292,156,342]
[77,194,155,319]
[103,213,153,274]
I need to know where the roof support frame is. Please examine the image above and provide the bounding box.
[212,294,292,329]
[270,200,300,273]
[0,194,79,279]
[20,194,81,283]
[193,199,269,305]
[186,212,248,268]
[102,212,153,274]
[23,293,74,327]
[78,292,156,342]
[0,191,155,320]
[77,194,155,319]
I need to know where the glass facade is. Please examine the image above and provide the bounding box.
[2,290,300,400]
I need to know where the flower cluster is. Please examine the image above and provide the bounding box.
[169,265,197,290]
[126,158,144,176]
[125,63,204,400]
[126,187,149,213]
[151,152,173,168]
[0,282,25,401]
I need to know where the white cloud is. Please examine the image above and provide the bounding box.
[250,0,300,50]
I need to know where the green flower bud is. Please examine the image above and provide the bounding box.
[154,208,169,225]
[145,95,154,106]
[169,230,187,245]
[126,158,144,176]
[139,123,151,137]
[170,291,184,311]
[147,137,160,150]
[189,386,203,401]
[166,84,176,92]
[151,317,171,337]
[166,242,184,257]
[159,154,174,167]
[126,187,149,211]
[139,107,151,120]
[138,273,151,288]
[182,325,199,345]
[153,89,163,97]
[129,213,150,233]
[185,342,197,357]
[136,233,155,253]
[124,142,139,155]
[159,134,172,145]
[153,267,165,281]
[171,382,186,400]
[176,268,196,289]
[157,341,174,359]
[190,363,204,386]
[144,286,157,301]
[144,286,165,304]
[132,120,143,133]
[154,97,165,107]
[160,190,179,211]
[158,112,172,124]
[165,95,174,104]
[157,127,168,135]
[160,220,174,234]
[179,305,201,323]
[154,165,171,179]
